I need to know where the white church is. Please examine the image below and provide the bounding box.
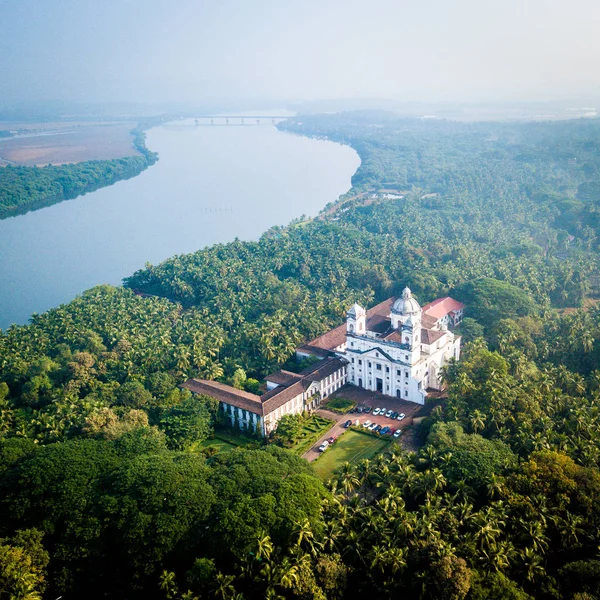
[298,287,463,405]
[183,287,463,436]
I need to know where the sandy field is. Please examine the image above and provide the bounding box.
[0,121,141,166]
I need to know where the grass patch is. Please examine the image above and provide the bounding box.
[213,428,262,447]
[196,437,237,453]
[322,397,356,414]
[312,429,391,480]
[290,415,335,455]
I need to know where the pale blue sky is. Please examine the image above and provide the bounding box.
[1,0,599,104]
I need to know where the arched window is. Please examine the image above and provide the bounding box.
[404,337,409,344]
[349,324,354,332]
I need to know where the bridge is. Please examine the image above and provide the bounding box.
[193,115,289,126]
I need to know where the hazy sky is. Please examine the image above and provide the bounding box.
[2,0,599,105]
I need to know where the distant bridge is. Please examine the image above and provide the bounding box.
[193,115,289,126]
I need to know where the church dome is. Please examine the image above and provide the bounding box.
[391,287,421,315]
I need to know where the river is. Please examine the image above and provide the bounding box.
[0,118,360,330]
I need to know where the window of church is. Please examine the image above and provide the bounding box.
[368,361,372,368]
[405,372,408,378]
[358,360,362,365]
[376,364,382,371]
[351,357,355,363]
[376,352,379,357]
[404,390,408,397]
[386,366,390,373]
[405,355,408,360]
[396,369,401,376]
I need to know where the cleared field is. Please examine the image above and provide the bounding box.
[0,121,139,166]
[198,437,237,453]
[312,429,391,480]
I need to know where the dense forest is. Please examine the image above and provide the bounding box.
[0,125,158,219]
[2,114,600,598]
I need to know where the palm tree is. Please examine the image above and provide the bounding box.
[469,409,486,434]
[211,573,237,600]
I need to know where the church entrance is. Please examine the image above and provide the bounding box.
[376,378,383,393]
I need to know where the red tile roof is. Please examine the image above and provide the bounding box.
[265,370,303,387]
[421,328,447,345]
[182,379,264,414]
[182,358,347,417]
[422,297,465,320]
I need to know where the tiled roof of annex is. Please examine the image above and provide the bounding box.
[182,356,348,417]
[422,297,465,320]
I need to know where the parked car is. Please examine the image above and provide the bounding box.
[362,420,372,428]
[374,424,382,432]
[380,408,387,415]
[327,436,336,444]
[318,441,329,452]
[385,410,393,418]
[363,406,372,413]
[391,411,399,419]
[397,413,406,421]
[368,422,378,431]
[343,419,352,428]
[393,429,402,438]
[380,426,390,435]
[372,408,381,416]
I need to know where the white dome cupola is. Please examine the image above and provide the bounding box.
[391,287,422,330]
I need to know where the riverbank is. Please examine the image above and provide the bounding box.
[0,118,161,220]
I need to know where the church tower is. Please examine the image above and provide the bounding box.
[347,303,366,335]
[390,287,422,360]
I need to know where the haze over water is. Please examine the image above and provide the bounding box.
[0,120,359,329]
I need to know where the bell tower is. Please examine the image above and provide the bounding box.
[347,303,366,335]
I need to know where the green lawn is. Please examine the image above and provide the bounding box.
[322,396,356,414]
[197,437,237,453]
[195,431,260,454]
[312,429,391,480]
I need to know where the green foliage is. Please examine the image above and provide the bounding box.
[452,278,538,330]
[558,561,600,598]
[468,572,532,599]
[158,394,213,450]
[428,422,517,490]
[272,413,304,446]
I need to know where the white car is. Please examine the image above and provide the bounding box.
[372,408,381,416]
[368,422,378,431]
[318,441,330,452]
[393,429,402,438]
[385,410,393,418]
[397,413,406,421]
[362,420,372,428]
